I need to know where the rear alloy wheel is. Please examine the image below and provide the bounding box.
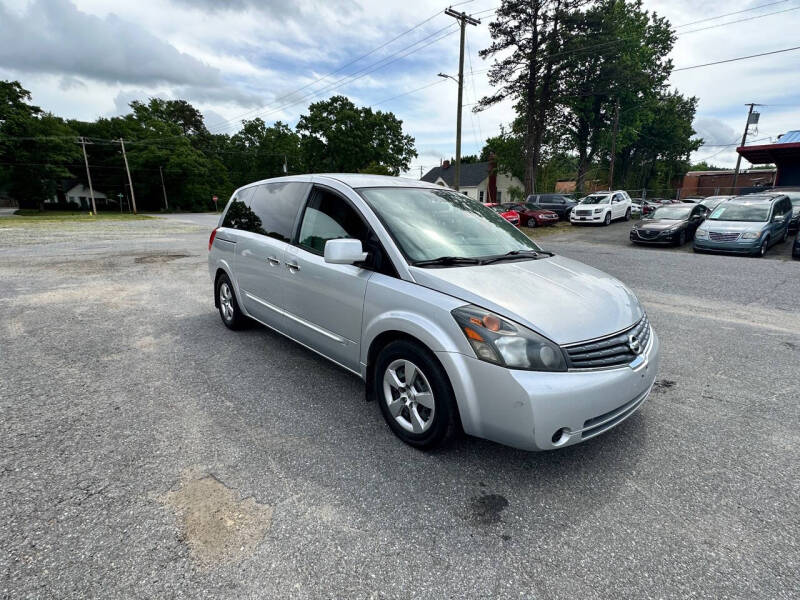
[604,212,612,226]
[374,340,458,449]
[216,274,247,330]
[527,217,537,228]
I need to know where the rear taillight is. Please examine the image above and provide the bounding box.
[208,227,218,251]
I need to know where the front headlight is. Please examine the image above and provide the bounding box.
[452,305,567,371]
[741,231,761,239]
[695,229,708,238]
[594,208,603,214]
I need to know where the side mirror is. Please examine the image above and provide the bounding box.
[772,215,785,223]
[324,238,368,265]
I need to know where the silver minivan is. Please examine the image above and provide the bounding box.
[209,175,659,451]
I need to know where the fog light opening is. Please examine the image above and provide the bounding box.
[551,428,570,446]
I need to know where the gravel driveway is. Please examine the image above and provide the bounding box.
[1,217,797,599]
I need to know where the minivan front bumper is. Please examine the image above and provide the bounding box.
[437,329,659,451]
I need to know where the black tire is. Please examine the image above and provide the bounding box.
[526,217,537,228]
[373,340,459,450]
[625,208,631,221]
[604,212,612,226]
[781,228,788,243]
[216,273,248,330]
[755,236,769,257]
[677,230,686,246]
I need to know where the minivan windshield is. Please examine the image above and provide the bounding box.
[359,187,541,263]
[708,201,769,222]
[580,194,610,205]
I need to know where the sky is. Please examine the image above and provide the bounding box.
[1,0,799,176]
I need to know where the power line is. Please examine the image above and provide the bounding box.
[678,5,800,35]
[211,24,459,133]
[675,0,790,27]
[673,45,800,71]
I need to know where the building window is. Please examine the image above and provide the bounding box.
[496,190,502,202]
[463,190,469,197]
[479,190,484,202]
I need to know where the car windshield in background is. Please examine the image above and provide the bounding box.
[359,187,541,263]
[489,206,505,213]
[708,201,769,222]
[580,194,610,205]
[650,206,692,220]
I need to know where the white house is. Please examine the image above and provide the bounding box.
[420,159,524,203]
[48,183,109,209]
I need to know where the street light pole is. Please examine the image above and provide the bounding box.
[77,137,97,215]
[159,166,169,211]
[118,138,137,214]
[732,103,761,193]
[444,7,480,191]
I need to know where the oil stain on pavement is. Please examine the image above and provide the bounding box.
[160,472,273,566]
[468,493,509,525]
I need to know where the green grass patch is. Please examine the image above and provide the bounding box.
[4,210,153,225]
[520,221,572,239]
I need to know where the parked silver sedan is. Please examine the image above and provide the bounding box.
[209,175,659,451]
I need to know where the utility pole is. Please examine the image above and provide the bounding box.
[159,166,169,211]
[118,138,137,214]
[444,7,480,191]
[608,98,620,190]
[732,103,761,193]
[77,137,97,215]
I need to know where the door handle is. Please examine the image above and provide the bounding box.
[286,262,300,272]
[267,256,281,266]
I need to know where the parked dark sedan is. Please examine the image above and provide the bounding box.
[793,232,800,259]
[630,203,708,246]
[524,193,577,219]
[501,203,559,227]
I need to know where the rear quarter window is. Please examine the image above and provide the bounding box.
[221,187,256,230]
[247,182,309,241]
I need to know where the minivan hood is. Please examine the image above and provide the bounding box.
[409,255,642,345]
[700,220,765,233]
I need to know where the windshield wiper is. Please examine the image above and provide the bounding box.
[479,249,551,265]
[411,256,482,267]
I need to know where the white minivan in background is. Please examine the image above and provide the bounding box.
[209,175,659,451]
[570,190,632,225]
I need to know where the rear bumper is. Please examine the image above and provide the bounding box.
[436,329,660,451]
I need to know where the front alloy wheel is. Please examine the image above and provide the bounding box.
[374,340,458,449]
[383,359,435,434]
[604,212,612,225]
[758,237,769,257]
[527,217,537,228]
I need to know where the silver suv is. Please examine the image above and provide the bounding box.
[209,175,659,451]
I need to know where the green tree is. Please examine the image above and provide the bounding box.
[560,0,680,191]
[477,0,580,194]
[296,95,416,175]
[0,81,80,209]
[228,118,302,185]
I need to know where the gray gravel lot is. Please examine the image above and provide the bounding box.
[1,216,798,599]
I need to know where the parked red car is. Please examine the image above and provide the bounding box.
[486,202,520,226]
[500,203,559,228]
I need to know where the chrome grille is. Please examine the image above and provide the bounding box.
[636,229,660,239]
[575,209,593,216]
[563,315,651,369]
[709,231,740,242]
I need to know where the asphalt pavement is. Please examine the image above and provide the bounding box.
[1,215,798,599]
